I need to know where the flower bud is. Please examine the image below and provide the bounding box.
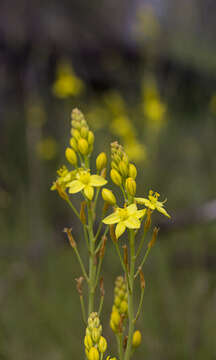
[125,177,136,196]
[110,169,122,186]
[111,311,120,327]
[96,152,107,171]
[98,336,107,353]
[102,188,116,205]
[84,335,93,350]
[132,330,142,347]
[88,131,95,145]
[65,147,77,166]
[120,300,128,313]
[78,138,89,155]
[119,160,128,177]
[128,163,137,179]
[71,128,80,140]
[88,347,99,360]
[70,137,78,151]
[91,327,101,343]
[80,126,88,138]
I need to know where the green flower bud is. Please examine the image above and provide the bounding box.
[88,347,99,360]
[128,163,137,179]
[98,336,107,353]
[102,188,116,205]
[132,330,142,347]
[119,160,128,177]
[125,177,136,196]
[65,147,77,165]
[96,152,107,171]
[110,169,122,186]
[78,138,89,155]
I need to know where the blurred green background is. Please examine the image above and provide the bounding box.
[0,0,216,359]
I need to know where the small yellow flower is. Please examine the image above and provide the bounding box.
[135,190,170,218]
[68,170,107,200]
[103,204,146,239]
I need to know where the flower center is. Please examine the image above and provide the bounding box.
[118,208,128,221]
[79,172,91,185]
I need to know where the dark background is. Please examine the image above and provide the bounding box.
[0,0,216,359]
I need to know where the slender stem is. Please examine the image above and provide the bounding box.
[95,221,103,241]
[134,288,145,324]
[134,246,151,279]
[83,225,90,250]
[87,201,96,315]
[98,296,104,317]
[124,230,135,360]
[114,242,131,292]
[94,256,103,290]
[79,295,87,324]
[73,247,89,283]
[93,187,100,212]
[136,228,147,259]
[66,198,80,220]
[116,334,124,360]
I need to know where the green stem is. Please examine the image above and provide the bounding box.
[79,295,87,324]
[116,334,124,360]
[134,288,145,324]
[66,198,80,220]
[83,225,90,251]
[134,246,151,279]
[87,201,96,315]
[124,230,135,360]
[114,242,131,292]
[73,246,89,283]
[94,256,103,290]
[98,295,104,317]
[136,228,147,259]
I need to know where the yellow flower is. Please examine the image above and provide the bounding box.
[50,166,76,191]
[103,204,146,239]
[135,190,170,218]
[68,170,107,200]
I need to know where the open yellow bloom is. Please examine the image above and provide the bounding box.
[68,170,107,200]
[103,204,146,239]
[135,190,170,218]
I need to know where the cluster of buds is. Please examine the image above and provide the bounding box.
[65,108,95,165]
[84,312,107,360]
[110,142,137,197]
[110,276,128,333]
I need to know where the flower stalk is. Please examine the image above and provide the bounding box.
[50,108,171,360]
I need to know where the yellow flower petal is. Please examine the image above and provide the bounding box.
[68,180,85,193]
[156,205,170,218]
[126,203,137,215]
[103,211,121,225]
[135,209,146,219]
[115,222,126,239]
[90,175,107,187]
[124,217,141,229]
[135,197,155,209]
[84,185,94,200]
